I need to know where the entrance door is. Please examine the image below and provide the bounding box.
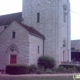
[10,54,17,64]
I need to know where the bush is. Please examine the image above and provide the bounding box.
[45,68,53,74]
[6,64,29,75]
[29,64,37,73]
[52,67,58,73]
[36,68,45,74]
[59,64,79,73]
[59,64,75,68]
[38,56,55,69]
[57,66,66,73]
[65,67,77,73]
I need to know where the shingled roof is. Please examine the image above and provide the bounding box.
[0,12,22,26]
[71,40,80,47]
[0,12,45,39]
[18,22,45,39]
[71,40,80,52]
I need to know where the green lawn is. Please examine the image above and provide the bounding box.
[0,76,73,80]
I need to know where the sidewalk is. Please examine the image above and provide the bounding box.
[0,73,77,77]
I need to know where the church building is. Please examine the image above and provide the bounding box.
[0,0,71,70]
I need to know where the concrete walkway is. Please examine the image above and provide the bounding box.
[0,73,77,77]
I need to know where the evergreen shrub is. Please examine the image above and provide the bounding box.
[6,64,29,75]
[38,56,55,69]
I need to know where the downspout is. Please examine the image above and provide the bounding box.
[43,39,44,55]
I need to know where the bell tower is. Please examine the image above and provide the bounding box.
[22,0,71,66]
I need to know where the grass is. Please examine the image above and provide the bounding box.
[0,76,73,80]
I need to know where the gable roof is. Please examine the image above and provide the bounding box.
[71,40,80,47]
[18,22,45,39]
[0,12,22,26]
[71,40,80,52]
[0,12,45,39]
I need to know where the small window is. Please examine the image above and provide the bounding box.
[10,46,16,52]
[63,40,66,47]
[63,5,67,11]
[37,13,40,23]
[12,32,15,38]
[38,46,40,53]
[4,26,7,29]
[71,47,75,50]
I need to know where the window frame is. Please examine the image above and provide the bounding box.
[38,46,40,53]
[12,31,15,38]
[37,13,40,23]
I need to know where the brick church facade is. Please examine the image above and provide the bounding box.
[0,0,71,69]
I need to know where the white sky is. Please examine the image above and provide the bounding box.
[0,0,79,40]
[0,0,22,15]
[70,0,80,40]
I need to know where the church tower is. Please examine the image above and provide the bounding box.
[22,0,71,66]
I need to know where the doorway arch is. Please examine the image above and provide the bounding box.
[6,44,19,64]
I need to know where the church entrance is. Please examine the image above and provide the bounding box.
[10,54,17,64]
[6,44,19,64]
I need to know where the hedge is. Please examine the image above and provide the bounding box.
[6,64,29,75]
[59,64,80,72]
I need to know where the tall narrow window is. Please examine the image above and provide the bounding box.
[63,5,67,22]
[63,40,66,47]
[38,46,40,53]
[63,50,65,62]
[4,26,7,29]
[12,32,15,38]
[37,13,40,23]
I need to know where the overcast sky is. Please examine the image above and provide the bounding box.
[70,0,80,40]
[0,0,79,40]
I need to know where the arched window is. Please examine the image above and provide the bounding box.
[6,44,19,53]
[10,46,17,52]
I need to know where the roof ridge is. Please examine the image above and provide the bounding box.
[18,22,45,39]
[0,12,22,16]
[0,12,22,26]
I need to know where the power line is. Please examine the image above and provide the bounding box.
[71,10,80,16]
